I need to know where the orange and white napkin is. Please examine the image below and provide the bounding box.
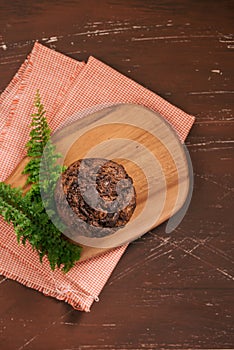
[0,42,195,311]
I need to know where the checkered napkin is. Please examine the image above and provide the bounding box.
[0,42,195,311]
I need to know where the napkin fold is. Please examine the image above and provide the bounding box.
[0,42,195,311]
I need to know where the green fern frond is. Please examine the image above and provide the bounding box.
[0,91,82,272]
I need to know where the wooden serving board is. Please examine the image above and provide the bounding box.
[6,104,190,261]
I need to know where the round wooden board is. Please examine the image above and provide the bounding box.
[6,104,190,261]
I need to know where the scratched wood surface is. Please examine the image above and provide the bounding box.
[0,1,233,349]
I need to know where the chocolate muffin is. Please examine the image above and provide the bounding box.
[54,158,136,238]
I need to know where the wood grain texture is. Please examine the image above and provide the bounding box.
[6,104,189,259]
[0,1,233,349]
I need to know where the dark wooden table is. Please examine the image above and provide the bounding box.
[0,1,233,349]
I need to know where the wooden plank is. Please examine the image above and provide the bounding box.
[0,1,233,349]
[6,104,189,259]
